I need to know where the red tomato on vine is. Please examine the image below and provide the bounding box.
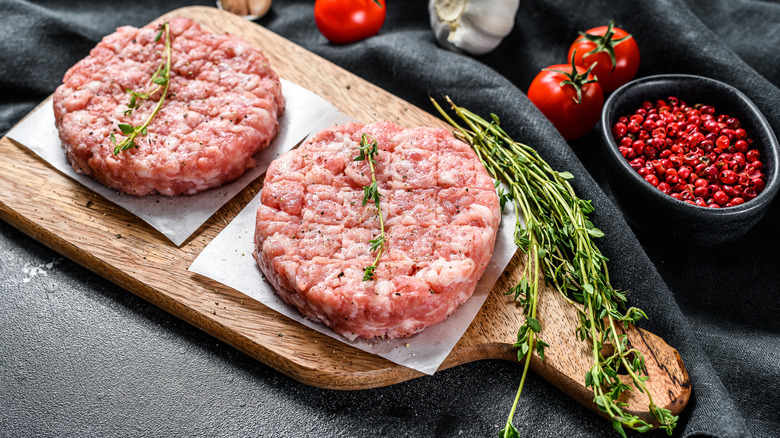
[567,20,640,92]
[527,54,604,140]
[314,0,387,45]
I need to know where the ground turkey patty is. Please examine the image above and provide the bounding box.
[254,122,501,340]
[53,17,284,196]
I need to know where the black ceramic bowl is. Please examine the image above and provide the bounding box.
[601,74,779,246]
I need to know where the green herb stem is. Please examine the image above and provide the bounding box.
[111,21,171,156]
[354,134,386,281]
[431,96,678,437]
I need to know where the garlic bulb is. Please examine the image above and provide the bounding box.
[429,0,520,55]
[218,0,272,20]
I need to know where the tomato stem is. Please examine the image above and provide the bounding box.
[543,50,598,104]
[578,20,633,72]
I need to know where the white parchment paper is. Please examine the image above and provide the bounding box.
[7,71,519,374]
[6,79,350,246]
[189,187,518,375]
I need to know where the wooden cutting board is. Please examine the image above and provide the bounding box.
[0,6,689,427]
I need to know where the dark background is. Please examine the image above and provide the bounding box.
[1,1,778,437]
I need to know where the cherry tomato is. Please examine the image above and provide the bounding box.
[527,57,604,140]
[314,0,387,45]
[567,21,639,93]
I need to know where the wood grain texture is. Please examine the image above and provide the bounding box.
[0,6,689,426]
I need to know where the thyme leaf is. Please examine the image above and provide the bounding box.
[112,21,172,156]
[432,96,678,437]
[499,423,520,438]
[354,134,386,281]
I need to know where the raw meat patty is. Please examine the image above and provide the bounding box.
[254,122,501,340]
[52,17,284,196]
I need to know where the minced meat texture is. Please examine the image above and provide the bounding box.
[53,17,284,196]
[253,122,500,340]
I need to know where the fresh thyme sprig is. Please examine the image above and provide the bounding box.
[110,21,172,156]
[354,134,386,281]
[431,97,678,438]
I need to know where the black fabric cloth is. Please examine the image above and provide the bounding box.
[1,1,778,437]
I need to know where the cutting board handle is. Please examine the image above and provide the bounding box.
[438,253,691,426]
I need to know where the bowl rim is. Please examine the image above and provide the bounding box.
[601,73,780,218]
